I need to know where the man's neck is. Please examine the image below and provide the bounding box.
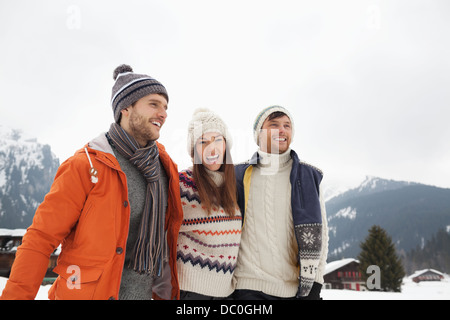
[257,148,292,170]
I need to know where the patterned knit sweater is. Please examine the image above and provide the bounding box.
[177,167,242,298]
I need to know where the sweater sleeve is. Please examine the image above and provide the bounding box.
[178,170,198,233]
[314,183,329,285]
[0,156,92,300]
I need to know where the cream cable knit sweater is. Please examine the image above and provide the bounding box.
[234,149,327,298]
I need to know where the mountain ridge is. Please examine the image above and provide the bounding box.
[0,125,59,229]
[325,176,450,260]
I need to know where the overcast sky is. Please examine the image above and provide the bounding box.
[1,0,449,190]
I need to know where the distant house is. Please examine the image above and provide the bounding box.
[324,258,366,291]
[410,269,445,283]
[0,229,59,279]
[0,229,26,277]
[0,229,25,252]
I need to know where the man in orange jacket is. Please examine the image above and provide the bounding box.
[0,65,183,300]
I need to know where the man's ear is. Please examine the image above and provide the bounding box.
[121,107,130,117]
[118,107,131,126]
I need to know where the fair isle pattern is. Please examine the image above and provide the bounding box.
[177,169,242,281]
[177,252,237,274]
[192,229,241,236]
[183,215,242,226]
[294,223,323,297]
[179,232,240,249]
[179,170,200,203]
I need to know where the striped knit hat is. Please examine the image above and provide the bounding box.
[253,105,295,145]
[111,64,168,123]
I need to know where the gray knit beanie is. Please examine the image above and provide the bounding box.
[111,64,169,123]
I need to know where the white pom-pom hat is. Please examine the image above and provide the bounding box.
[187,108,233,158]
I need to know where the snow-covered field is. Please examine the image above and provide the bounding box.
[1,276,449,300]
[323,276,450,300]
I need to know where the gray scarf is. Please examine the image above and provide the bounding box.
[107,123,165,276]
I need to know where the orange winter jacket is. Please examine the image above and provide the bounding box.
[0,134,183,300]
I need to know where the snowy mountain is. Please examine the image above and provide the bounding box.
[0,125,59,229]
[326,176,450,260]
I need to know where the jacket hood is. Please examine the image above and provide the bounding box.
[88,133,115,156]
[86,132,168,156]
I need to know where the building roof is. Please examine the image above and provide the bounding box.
[409,269,445,279]
[0,229,27,237]
[325,258,359,275]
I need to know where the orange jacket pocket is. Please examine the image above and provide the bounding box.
[51,264,103,300]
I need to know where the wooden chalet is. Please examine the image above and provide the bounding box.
[0,229,59,280]
[410,269,445,283]
[324,258,366,291]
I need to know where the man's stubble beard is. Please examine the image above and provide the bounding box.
[129,112,159,145]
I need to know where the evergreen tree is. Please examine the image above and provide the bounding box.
[405,229,450,274]
[358,225,405,292]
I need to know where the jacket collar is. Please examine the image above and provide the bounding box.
[88,132,115,156]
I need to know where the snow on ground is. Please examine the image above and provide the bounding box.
[1,275,449,300]
[323,276,450,300]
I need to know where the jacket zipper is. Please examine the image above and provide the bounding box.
[297,180,305,209]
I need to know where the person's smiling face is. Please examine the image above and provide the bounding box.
[195,132,226,171]
[120,93,168,147]
[259,114,292,154]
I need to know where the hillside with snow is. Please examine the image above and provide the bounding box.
[326,176,450,264]
[0,125,59,228]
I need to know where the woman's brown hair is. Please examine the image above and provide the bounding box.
[192,142,238,216]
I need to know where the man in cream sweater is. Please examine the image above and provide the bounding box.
[234,106,328,300]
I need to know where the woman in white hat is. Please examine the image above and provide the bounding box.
[177,108,242,300]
